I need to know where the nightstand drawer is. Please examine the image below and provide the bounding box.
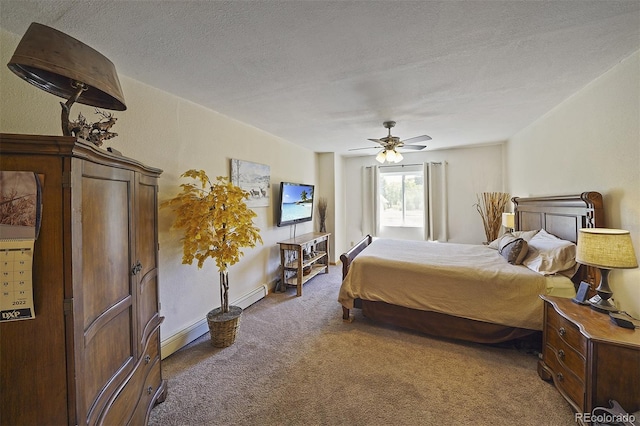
[546,304,587,354]
[544,345,585,410]
[546,326,586,380]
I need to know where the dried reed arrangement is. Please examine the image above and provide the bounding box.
[475,192,511,243]
[317,196,328,232]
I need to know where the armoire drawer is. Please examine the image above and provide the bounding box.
[99,330,160,425]
[129,359,162,425]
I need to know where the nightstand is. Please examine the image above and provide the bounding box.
[538,295,640,422]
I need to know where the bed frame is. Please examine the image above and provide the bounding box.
[340,192,604,344]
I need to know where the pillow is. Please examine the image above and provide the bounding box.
[488,233,515,249]
[522,229,577,275]
[498,236,529,265]
[488,234,507,249]
[511,229,539,242]
[488,229,539,249]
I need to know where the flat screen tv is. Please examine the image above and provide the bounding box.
[277,182,315,227]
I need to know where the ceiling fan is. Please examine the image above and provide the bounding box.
[350,121,431,163]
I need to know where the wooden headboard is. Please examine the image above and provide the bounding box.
[513,191,604,289]
[512,192,604,243]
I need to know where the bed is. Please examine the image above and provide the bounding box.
[339,192,604,343]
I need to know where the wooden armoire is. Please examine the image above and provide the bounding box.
[0,134,166,425]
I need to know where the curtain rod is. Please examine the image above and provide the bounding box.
[366,161,444,169]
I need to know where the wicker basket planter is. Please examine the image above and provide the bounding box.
[207,305,242,348]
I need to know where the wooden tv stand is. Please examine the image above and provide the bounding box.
[277,232,330,296]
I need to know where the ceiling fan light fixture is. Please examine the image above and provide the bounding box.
[375,149,404,164]
[385,149,397,162]
[357,121,429,163]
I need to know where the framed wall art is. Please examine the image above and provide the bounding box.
[230,159,270,208]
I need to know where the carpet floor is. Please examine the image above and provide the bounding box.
[149,266,575,425]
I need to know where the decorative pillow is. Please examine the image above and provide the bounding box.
[488,233,514,249]
[488,229,539,249]
[498,236,529,265]
[522,229,577,275]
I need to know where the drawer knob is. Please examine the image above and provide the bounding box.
[558,349,565,360]
[147,386,154,395]
[144,355,151,364]
[557,372,564,382]
[558,327,566,336]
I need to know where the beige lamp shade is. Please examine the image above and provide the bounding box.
[576,228,638,269]
[502,212,515,229]
[7,22,126,111]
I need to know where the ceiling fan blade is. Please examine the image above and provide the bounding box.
[367,138,385,144]
[399,145,427,151]
[401,135,432,144]
[349,146,382,151]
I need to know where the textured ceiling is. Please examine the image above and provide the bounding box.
[1,1,639,156]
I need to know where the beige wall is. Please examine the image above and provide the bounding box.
[0,28,318,354]
[316,153,335,262]
[507,50,640,317]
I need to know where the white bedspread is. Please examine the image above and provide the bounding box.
[338,239,575,330]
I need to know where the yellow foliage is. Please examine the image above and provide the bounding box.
[161,169,263,272]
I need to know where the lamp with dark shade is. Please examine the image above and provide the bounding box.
[7,22,126,137]
[576,228,638,313]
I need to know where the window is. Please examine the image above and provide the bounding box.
[378,166,424,227]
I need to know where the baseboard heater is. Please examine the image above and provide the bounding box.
[160,283,269,359]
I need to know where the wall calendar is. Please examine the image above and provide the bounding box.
[0,171,42,322]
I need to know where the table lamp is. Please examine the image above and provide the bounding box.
[576,228,638,313]
[502,212,515,232]
[7,22,126,138]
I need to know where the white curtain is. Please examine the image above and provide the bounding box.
[424,162,448,242]
[361,165,380,236]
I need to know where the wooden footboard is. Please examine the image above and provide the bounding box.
[340,235,372,321]
[340,235,372,280]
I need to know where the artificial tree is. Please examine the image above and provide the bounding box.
[162,169,262,346]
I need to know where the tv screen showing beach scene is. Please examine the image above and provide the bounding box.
[277,182,314,227]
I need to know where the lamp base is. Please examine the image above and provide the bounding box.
[588,294,618,313]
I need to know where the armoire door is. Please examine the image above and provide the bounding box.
[135,172,161,347]
[71,158,136,425]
